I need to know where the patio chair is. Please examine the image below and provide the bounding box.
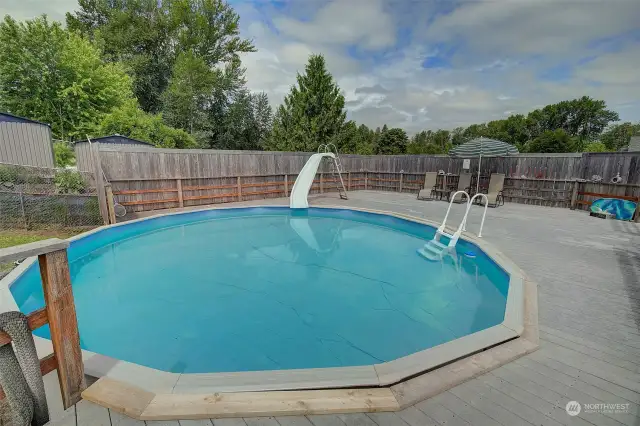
[417,172,438,201]
[482,173,505,207]
[451,173,472,203]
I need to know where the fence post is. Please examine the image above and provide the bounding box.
[176,179,184,208]
[284,174,289,196]
[237,176,242,201]
[90,142,109,225]
[399,172,404,193]
[364,172,368,190]
[19,190,27,229]
[570,180,579,210]
[38,249,86,409]
[348,172,351,191]
[104,184,116,224]
[320,172,324,193]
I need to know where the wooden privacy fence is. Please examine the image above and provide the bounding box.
[109,170,640,221]
[0,239,85,409]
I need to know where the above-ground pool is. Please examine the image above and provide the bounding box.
[10,207,510,374]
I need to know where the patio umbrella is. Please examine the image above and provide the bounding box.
[449,137,519,193]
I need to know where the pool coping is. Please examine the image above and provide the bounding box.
[0,203,538,418]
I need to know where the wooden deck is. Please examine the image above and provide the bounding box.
[44,191,640,426]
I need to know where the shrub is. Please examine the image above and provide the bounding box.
[53,142,76,167]
[54,170,86,194]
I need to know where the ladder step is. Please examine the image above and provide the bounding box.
[437,229,454,239]
[417,247,442,261]
[430,239,447,250]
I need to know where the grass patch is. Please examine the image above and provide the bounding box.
[0,229,84,276]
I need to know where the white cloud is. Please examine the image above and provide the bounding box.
[0,0,77,22]
[273,0,395,50]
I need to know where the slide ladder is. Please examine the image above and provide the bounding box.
[418,191,470,261]
[318,144,348,200]
[289,144,348,208]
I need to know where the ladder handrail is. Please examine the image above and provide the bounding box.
[463,194,489,237]
[439,191,469,233]
[317,143,348,199]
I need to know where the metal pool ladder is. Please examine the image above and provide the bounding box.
[418,191,488,261]
[318,144,348,200]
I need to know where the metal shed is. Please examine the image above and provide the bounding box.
[74,135,154,172]
[0,112,55,168]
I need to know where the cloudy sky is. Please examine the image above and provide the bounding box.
[3,0,640,133]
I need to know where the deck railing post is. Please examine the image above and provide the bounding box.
[176,179,184,208]
[364,172,368,190]
[399,172,404,193]
[38,248,86,409]
[284,174,289,196]
[237,176,242,201]
[570,180,579,210]
[104,184,116,224]
[91,142,109,225]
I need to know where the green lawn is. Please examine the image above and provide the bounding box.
[0,229,81,276]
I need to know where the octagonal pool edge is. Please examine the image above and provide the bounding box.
[0,204,530,395]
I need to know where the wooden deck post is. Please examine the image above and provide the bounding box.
[284,174,289,196]
[570,180,579,210]
[38,248,86,409]
[320,173,324,193]
[347,172,351,191]
[399,172,404,193]
[104,184,116,224]
[176,179,184,208]
[237,176,242,201]
[364,172,368,190]
[91,142,109,225]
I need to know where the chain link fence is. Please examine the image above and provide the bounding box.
[0,163,103,230]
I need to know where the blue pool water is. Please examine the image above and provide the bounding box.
[10,207,509,373]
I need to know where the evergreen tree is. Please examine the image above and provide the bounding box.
[268,54,346,152]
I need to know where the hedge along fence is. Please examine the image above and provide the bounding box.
[0,162,102,229]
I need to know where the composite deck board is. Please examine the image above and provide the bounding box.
[336,414,378,426]
[477,372,595,426]
[275,417,315,426]
[413,398,472,426]
[526,352,640,404]
[490,364,622,426]
[110,411,146,426]
[365,412,410,426]
[428,392,501,426]
[306,415,347,426]
[34,193,640,426]
[394,406,438,426]
[538,326,640,364]
[243,417,281,426]
[212,419,248,426]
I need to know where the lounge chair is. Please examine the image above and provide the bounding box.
[482,173,505,207]
[417,172,438,200]
[451,173,472,203]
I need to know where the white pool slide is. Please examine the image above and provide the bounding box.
[289,152,335,208]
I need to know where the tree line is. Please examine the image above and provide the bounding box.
[0,0,638,165]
